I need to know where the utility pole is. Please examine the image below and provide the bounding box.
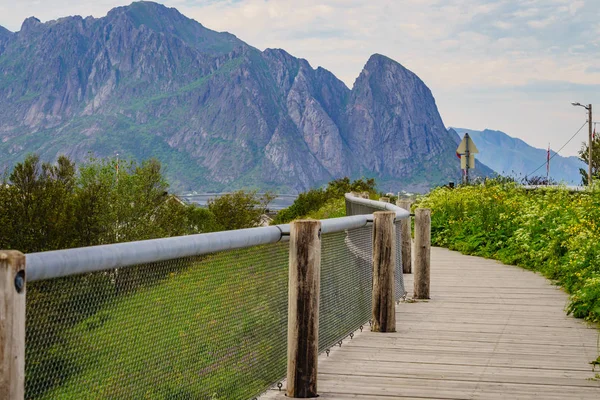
[465,133,470,185]
[572,102,593,185]
[588,104,593,185]
[546,143,550,185]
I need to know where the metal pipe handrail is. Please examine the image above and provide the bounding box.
[26,193,410,282]
[343,193,409,220]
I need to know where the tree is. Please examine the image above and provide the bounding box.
[578,137,600,185]
[207,191,275,230]
[5,154,77,252]
[326,177,376,197]
[273,177,378,224]
[1,154,222,252]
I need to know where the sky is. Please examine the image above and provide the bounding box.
[1,0,599,157]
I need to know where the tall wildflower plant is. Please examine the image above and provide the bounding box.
[418,179,600,323]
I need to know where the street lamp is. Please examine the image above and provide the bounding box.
[572,102,593,185]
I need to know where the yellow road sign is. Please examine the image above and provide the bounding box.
[456,133,479,154]
[460,154,475,169]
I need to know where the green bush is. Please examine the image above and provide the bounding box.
[273,177,376,224]
[207,190,274,230]
[417,180,600,323]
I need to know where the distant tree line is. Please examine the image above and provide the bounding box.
[0,154,272,254]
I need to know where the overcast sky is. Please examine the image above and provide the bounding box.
[1,0,599,157]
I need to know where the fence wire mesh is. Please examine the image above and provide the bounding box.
[345,196,407,302]
[319,226,372,352]
[26,242,289,400]
[318,222,405,353]
[394,220,406,300]
[25,218,407,399]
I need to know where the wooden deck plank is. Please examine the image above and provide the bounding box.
[261,247,600,399]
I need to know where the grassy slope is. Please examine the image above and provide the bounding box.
[27,197,365,399]
[28,246,289,399]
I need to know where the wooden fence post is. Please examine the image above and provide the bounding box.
[414,209,431,299]
[397,200,412,274]
[0,251,26,400]
[287,220,321,398]
[371,211,396,332]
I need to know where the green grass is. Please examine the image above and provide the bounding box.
[304,197,346,220]
[25,202,376,399]
[27,244,289,399]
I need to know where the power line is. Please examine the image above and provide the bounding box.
[525,120,588,178]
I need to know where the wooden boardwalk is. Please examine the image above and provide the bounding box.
[264,247,600,399]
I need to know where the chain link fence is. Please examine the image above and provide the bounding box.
[24,199,407,399]
[394,219,406,300]
[26,243,289,400]
[319,226,372,353]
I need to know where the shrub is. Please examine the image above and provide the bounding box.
[417,179,600,323]
[273,177,376,224]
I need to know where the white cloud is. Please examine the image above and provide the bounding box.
[527,16,557,29]
[493,20,512,30]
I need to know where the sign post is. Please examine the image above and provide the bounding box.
[456,133,478,184]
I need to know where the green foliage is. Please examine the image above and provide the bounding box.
[578,136,600,185]
[2,154,77,252]
[0,154,219,253]
[304,197,346,220]
[417,179,600,323]
[207,191,274,230]
[273,177,376,224]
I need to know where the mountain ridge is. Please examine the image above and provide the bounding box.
[451,127,584,184]
[0,1,492,192]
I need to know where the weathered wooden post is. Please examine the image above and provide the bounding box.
[287,220,321,398]
[414,209,431,299]
[371,211,396,332]
[379,197,390,203]
[0,251,26,400]
[397,200,412,274]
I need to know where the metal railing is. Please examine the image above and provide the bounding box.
[1,193,410,400]
[345,193,407,300]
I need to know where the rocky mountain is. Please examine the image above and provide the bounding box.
[0,1,492,193]
[451,128,585,184]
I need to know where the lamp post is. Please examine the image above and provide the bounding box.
[572,102,593,185]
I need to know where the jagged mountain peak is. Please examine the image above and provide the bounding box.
[263,48,294,59]
[357,53,430,95]
[366,53,401,65]
[361,53,412,75]
[20,16,42,33]
[0,3,493,193]
[106,1,245,54]
[108,1,190,31]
